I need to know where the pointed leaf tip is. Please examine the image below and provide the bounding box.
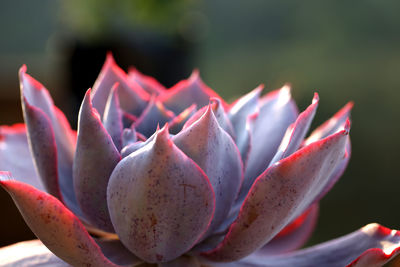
[107,122,215,263]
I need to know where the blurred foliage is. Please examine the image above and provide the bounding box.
[61,0,199,39]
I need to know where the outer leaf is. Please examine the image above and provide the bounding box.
[21,97,62,200]
[19,66,81,217]
[304,101,353,146]
[0,174,117,267]
[240,85,298,199]
[228,86,262,166]
[107,126,215,263]
[256,204,319,255]
[269,93,319,166]
[128,67,166,95]
[0,124,44,191]
[103,83,124,151]
[206,224,400,267]
[91,53,149,117]
[134,96,175,137]
[173,106,243,239]
[73,90,121,232]
[159,70,226,114]
[203,124,349,261]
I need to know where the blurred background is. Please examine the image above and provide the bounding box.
[0,0,399,250]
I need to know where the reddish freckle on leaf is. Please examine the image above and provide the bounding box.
[246,206,259,226]
[156,254,164,261]
[150,213,158,227]
[40,213,52,224]
[36,195,44,201]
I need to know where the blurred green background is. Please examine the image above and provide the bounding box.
[0,0,399,250]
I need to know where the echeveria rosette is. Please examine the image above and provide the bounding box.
[0,55,399,267]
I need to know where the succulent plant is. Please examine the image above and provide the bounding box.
[0,54,399,267]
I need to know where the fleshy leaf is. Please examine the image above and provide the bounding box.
[269,93,319,166]
[256,204,319,255]
[183,98,235,139]
[169,104,197,134]
[228,86,262,165]
[121,128,138,148]
[203,124,349,261]
[209,224,400,267]
[107,126,215,263]
[159,70,226,114]
[128,67,166,95]
[103,83,124,151]
[21,97,62,200]
[73,90,121,232]
[0,124,44,191]
[91,53,149,117]
[239,85,298,200]
[173,106,243,239]
[96,239,143,266]
[304,101,354,146]
[134,96,175,137]
[19,66,81,217]
[0,175,117,267]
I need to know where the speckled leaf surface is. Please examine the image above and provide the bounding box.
[256,204,319,255]
[0,175,117,267]
[19,66,81,217]
[203,124,349,261]
[73,90,121,232]
[173,106,243,238]
[205,224,400,267]
[21,97,62,200]
[107,126,215,263]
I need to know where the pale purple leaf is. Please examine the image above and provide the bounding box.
[228,86,262,165]
[19,66,81,217]
[269,93,319,166]
[239,85,298,200]
[256,204,319,255]
[103,83,124,151]
[21,97,62,200]
[202,124,349,261]
[96,239,142,266]
[107,126,215,263]
[0,124,44,191]
[159,70,227,114]
[173,106,243,239]
[214,224,400,267]
[304,101,353,146]
[0,175,117,267]
[91,53,149,117]
[121,128,137,148]
[134,96,175,137]
[128,67,166,95]
[183,98,235,139]
[73,90,121,232]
